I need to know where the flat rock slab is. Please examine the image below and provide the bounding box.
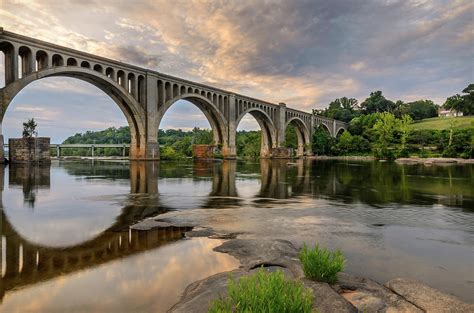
[303,279,357,313]
[336,273,422,312]
[130,218,194,231]
[385,278,474,312]
[170,266,292,313]
[169,269,245,313]
[213,238,303,277]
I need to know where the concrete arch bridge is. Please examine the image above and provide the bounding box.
[0,29,347,160]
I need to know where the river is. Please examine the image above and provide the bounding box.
[0,159,473,311]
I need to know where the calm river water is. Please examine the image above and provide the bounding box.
[0,159,473,311]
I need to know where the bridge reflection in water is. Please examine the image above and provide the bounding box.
[0,159,313,305]
[1,159,472,308]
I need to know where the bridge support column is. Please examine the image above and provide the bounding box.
[144,75,160,160]
[223,94,236,159]
[0,91,6,163]
[271,102,287,158]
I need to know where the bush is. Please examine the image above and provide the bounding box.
[160,146,183,160]
[209,268,313,313]
[298,244,345,284]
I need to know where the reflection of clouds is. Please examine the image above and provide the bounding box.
[158,178,213,210]
[4,166,128,247]
[1,238,239,313]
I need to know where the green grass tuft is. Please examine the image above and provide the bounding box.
[208,268,314,313]
[299,243,345,284]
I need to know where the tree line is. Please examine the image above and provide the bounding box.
[313,84,473,123]
[312,84,473,159]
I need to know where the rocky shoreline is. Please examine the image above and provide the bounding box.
[131,220,473,312]
[310,155,474,165]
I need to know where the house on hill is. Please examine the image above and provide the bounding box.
[438,108,463,117]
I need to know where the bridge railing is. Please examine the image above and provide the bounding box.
[3,143,132,157]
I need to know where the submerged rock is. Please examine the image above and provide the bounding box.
[385,278,474,312]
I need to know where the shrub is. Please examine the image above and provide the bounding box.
[160,146,183,160]
[299,244,345,284]
[208,268,313,313]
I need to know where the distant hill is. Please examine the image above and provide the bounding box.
[412,116,474,131]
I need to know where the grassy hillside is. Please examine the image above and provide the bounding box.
[412,116,474,130]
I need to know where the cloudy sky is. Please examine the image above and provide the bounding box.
[1,0,473,142]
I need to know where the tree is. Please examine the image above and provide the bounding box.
[372,112,399,159]
[312,126,333,155]
[406,100,438,120]
[360,91,397,114]
[398,114,413,156]
[284,124,298,149]
[316,97,359,123]
[444,94,465,114]
[461,84,474,115]
[22,118,38,138]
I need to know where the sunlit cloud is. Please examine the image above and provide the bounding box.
[0,0,472,139]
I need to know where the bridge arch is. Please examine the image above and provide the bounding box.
[157,93,228,149]
[336,127,345,137]
[0,65,147,159]
[285,117,311,157]
[236,107,277,158]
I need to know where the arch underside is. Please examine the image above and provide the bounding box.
[286,118,310,157]
[237,108,276,158]
[158,94,228,148]
[0,67,146,159]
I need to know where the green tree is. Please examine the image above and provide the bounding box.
[398,114,413,157]
[315,97,360,123]
[360,91,397,114]
[405,100,438,120]
[22,118,38,138]
[372,112,399,159]
[444,94,465,114]
[284,124,298,149]
[312,126,333,155]
[192,127,213,144]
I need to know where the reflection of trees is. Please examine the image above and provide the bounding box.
[62,160,130,180]
[8,163,51,208]
[306,160,473,211]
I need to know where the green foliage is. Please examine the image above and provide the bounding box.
[314,97,360,123]
[399,114,413,151]
[312,126,334,155]
[236,130,261,158]
[22,118,38,138]
[208,268,313,313]
[360,91,397,114]
[298,244,345,284]
[193,127,214,144]
[439,128,473,158]
[443,84,474,116]
[333,131,371,155]
[160,146,184,160]
[401,100,438,120]
[372,112,400,159]
[284,124,298,149]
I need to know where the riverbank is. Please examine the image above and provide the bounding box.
[131,218,474,312]
[309,155,474,165]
